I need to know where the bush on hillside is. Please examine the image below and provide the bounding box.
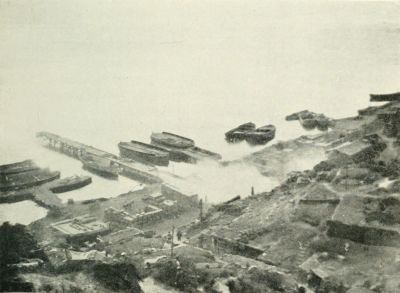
[92,262,142,293]
[0,222,46,292]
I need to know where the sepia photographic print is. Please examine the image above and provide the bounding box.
[1,0,400,292]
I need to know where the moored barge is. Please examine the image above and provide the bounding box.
[0,160,39,175]
[151,132,221,163]
[80,155,119,179]
[150,132,195,149]
[0,168,60,192]
[118,141,169,166]
[48,175,92,193]
[225,122,256,143]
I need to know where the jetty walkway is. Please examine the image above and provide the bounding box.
[36,131,162,184]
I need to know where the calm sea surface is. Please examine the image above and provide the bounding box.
[1,1,399,224]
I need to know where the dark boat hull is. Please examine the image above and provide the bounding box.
[189,146,222,161]
[49,176,92,193]
[0,191,35,204]
[151,143,221,163]
[150,132,195,149]
[118,142,169,166]
[0,169,60,192]
[0,160,39,175]
[150,131,221,163]
[147,142,192,163]
[244,133,275,145]
[299,118,318,130]
[225,131,249,143]
[120,166,161,184]
[316,119,330,131]
[225,123,276,145]
[225,122,256,143]
[370,92,400,102]
[83,164,118,179]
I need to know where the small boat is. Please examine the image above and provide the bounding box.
[316,117,330,131]
[299,116,318,130]
[285,110,314,121]
[245,125,276,145]
[80,154,119,179]
[151,132,195,149]
[225,122,275,145]
[287,110,333,132]
[119,141,169,166]
[225,122,256,143]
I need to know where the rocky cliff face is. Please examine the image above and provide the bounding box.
[192,97,400,292]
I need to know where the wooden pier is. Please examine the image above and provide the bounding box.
[36,131,162,184]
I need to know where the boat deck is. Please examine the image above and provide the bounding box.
[119,141,169,156]
[151,132,195,148]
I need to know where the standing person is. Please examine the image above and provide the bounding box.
[177,230,182,242]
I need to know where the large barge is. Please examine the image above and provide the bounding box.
[118,141,170,166]
[80,154,119,179]
[0,190,35,204]
[151,132,195,149]
[48,175,92,193]
[112,158,162,184]
[180,146,222,163]
[151,131,221,163]
[0,168,60,192]
[0,160,39,175]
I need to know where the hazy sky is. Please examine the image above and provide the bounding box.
[1,0,399,159]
